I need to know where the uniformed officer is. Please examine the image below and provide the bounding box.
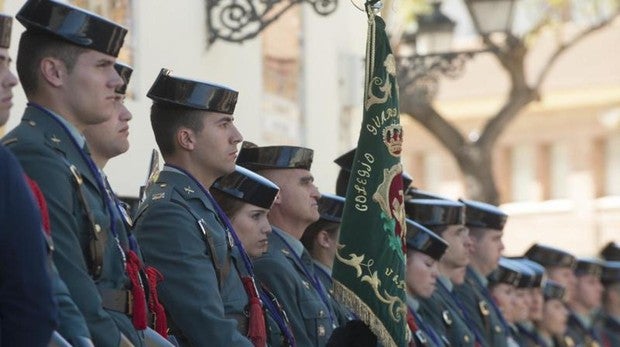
[487,258,526,347]
[211,165,296,347]
[404,219,449,347]
[2,1,142,345]
[237,143,337,347]
[599,261,620,346]
[455,199,510,347]
[132,69,257,347]
[535,281,572,347]
[0,13,56,346]
[300,193,356,326]
[513,258,547,347]
[333,147,412,197]
[405,197,480,346]
[526,244,578,302]
[82,63,172,346]
[566,258,604,347]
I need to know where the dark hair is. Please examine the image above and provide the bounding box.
[467,227,487,241]
[301,219,339,252]
[17,30,86,96]
[427,225,448,235]
[210,188,245,220]
[150,102,206,157]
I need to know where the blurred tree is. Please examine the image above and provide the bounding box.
[396,0,620,204]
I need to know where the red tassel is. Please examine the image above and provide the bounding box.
[145,266,168,338]
[240,276,267,347]
[406,311,418,347]
[125,250,147,330]
[24,175,51,236]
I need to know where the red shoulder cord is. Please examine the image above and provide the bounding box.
[241,276,267,347]
[24,175,51,236]
[406,310,418,347]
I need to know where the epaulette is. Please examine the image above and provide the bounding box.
[133,182,174,222]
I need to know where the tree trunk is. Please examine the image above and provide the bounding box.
[455,143,500,204]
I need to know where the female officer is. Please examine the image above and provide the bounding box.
[212,166,295,347]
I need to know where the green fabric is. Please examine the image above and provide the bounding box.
[133,169,252,347]
[331,7,408,347]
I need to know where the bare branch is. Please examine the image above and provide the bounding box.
[535,13,620,89]
[399,89,466,155]
[477,87,537,151]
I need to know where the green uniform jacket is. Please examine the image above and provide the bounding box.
[3,105,141,347]
[133,168,252,347]
[515,322,545,347]
[454,266,508,347]
[565,311,603,347]
[253,228,335,347]
[418,276,476,347]
[600,313,620,347]
[407,296,447,347]
[312,261,355,327]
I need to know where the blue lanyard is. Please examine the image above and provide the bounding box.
[410,307,444,346]
[164,164,256,276]
[273,231,336,327]
[437,279,485,345]
[103,177,139,252]
[29,103,119,242]
[259,288,296,346]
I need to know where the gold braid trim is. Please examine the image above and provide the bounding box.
[333,280,397,347]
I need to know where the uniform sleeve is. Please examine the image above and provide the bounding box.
[51,262,92,343]
[0,146,57,346]
[253,255,314,347]
[9,143,123,347]
[134,200,252,347]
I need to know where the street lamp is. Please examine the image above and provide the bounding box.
[397,0,519,100]
[416,2,456,55]
[467,0,518,35]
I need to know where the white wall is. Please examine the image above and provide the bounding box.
[2,0,371,197]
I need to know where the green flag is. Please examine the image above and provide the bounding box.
[332,3,408,347]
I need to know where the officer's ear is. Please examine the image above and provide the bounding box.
[39,57,66,88]
[317,230,332,249]
[176,127,196,151]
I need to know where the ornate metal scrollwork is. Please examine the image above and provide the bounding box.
[396,50,483,101]
[206,0,338,44]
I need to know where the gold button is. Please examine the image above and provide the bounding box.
[28,120,36,126]
[94,224,101,233]
[495,325,501,333]
[319,310,325,317]
[464,335,470,343]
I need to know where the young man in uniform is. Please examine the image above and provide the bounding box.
[455,199,510,347]
[133,69,259,347]
[566,258,604,346]
[405,196,479,346]
[3,1,141,345]
[237,143,337,347]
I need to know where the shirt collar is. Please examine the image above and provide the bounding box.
[45,107,86,148]
[438,275,453,292]
[406,295,420,312]
[313,260,332,276]
[472,267,489,287]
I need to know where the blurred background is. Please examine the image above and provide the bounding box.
[0,0,618,256]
